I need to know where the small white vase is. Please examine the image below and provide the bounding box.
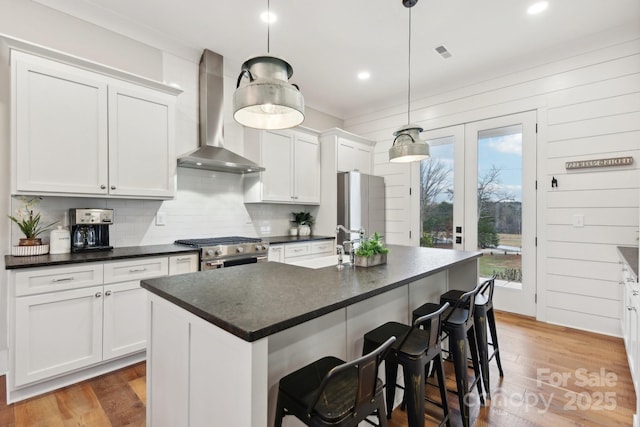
[298,225,311,236]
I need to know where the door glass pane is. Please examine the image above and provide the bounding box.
[420,137,454,249]
[477,125,523,288]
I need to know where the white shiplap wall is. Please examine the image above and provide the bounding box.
[344,34,640,336]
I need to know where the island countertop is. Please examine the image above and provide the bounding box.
[141,245,481,342]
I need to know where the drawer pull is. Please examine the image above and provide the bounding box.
[176,257,190,262]
[627,306,637,311]
[95,292,102,298]
[129,268,147,273]
[105,290,112,296]
[51,277,75,283]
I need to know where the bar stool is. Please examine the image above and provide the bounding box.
[362,303,451,427]
[440,275,503,399]
[412,282,484,427]
[274,336,395,427]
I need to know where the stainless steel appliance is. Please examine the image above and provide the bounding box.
[337,171,385,246]
[69,208,114,252]
[174,236,269,271]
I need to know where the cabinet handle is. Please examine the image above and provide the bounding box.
[51,277,74,283]
[628,306,637,311]
[105,290,112,296]
[627,278,636,282]
[111,185,116,190]
[176,257,190,262]
[129,267,147,273]
[95,292,102,298]
[100,185,106,190]
[634,291,639,296]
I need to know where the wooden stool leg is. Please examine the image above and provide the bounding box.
[474,306,491,399]
[487,308,504,376]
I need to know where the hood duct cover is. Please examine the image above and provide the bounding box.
[177,49,265,173]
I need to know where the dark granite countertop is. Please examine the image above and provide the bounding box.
[4,244,199,270]
[618,246,639,282]
[261,235,334,244]
[141,245,481,342]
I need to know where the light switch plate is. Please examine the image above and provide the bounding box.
[156,212,167,226]
[572,214,584,228]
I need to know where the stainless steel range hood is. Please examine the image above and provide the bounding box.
[177,49,264,174]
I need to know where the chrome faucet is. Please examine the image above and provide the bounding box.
[335,225,366,266]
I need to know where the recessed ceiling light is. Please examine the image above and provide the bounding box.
[357,71,371,80]
[527,1,548,15]
[260,11,277,23]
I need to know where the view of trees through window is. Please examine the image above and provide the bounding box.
[420,128,523,284]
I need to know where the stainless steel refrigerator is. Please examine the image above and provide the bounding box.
[337,171,385,245]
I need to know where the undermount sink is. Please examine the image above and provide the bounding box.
[288,255,341,269]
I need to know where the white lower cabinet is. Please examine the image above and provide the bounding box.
[14,285,103,387]
[269,240,335,264]
[7,253,196,402]
[619,251,640,425]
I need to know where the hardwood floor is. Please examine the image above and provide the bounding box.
[0,311,634,426]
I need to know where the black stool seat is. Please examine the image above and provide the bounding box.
[274,337,395,427]
[363,304,451,427]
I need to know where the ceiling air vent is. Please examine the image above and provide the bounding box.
[435,45,452,59]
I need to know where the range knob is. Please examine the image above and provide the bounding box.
[236,247,244,254]
[255,245,263,251]
[206,249,214,256]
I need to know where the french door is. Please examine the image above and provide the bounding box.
[416,111,537,316]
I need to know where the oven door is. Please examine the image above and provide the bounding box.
[201,255,267,271]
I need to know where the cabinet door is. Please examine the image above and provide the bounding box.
[354,145,372,174]
[268,245,284,263]
[261,130,294,202]
[169,254,200,275]
[337,138,355,172]
[14,286,103,386]
[14,53,109,195]
[293,134,320,204]
[108,84,176,198]
[103,281,147,360]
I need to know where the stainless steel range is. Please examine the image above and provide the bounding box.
[175,236,269,271]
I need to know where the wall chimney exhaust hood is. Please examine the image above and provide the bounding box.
[177,49,265,174]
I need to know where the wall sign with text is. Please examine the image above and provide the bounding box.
[565,156,634,170]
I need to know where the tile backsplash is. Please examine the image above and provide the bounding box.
[9,168,319,247]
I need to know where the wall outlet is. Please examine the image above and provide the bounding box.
[156,212,167,226]
[572,214,584,228]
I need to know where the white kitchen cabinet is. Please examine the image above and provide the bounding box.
[337,137,373,174]
[619,250,640,424]
[11,49,179,200]
[14,285,103,387]
[244,127,320,204]
[268,245,285,263]
[8,255,171,402]
[169,254,200,275]
[316,128,376,236]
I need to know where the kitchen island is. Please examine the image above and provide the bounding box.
[141,245,481,427]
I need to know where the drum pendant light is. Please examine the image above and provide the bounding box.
[233,0,304,130]
[389,2,430,163]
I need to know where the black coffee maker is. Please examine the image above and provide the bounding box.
[69,208,114,252]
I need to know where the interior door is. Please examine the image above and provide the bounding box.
[416,111,537,316]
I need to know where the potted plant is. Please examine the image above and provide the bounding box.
[354,232,389,267]
[292,211,314,236]
[8,197,58,247]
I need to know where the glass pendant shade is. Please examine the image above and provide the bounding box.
[233,55,304,130]
[389,124,430,163]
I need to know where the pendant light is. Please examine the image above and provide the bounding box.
[389,0,430,163]
[233,0,305,130]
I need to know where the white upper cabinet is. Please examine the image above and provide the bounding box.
[244,127,320,204]
[336,136,373,174]
[11,48,179,199]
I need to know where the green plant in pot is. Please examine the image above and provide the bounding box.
[8,197,58,246]
[354,232,389,267]
[292,211,314,236]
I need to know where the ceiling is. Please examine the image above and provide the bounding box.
[35,0,640,120]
